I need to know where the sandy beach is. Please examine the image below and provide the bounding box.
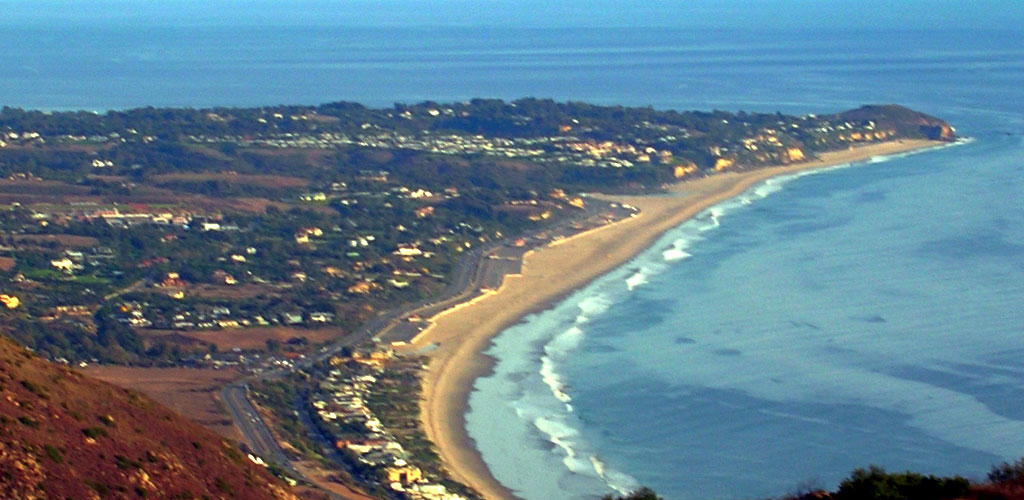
[411,139,942,500]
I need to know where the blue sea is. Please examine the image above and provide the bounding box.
[3,18,1024,500]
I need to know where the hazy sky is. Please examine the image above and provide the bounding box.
[6,0,1024,30]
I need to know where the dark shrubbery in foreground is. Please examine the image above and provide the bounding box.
[833,465,969,499]
[602,486,663,500]
[616,458,1024,500]
[783,460,1024,500]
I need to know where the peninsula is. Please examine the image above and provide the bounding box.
[0,99,955,499]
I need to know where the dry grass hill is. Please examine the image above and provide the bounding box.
[0,335,298,500]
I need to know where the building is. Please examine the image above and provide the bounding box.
[385,465,422,485]
[0,294,19,309]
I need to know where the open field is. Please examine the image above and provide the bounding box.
[151,172,312,189]
[82,365,244,441]
[244,147,338,168]
[141,325,347,351]
[10,233,101,247]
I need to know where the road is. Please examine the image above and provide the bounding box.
[220,382,300,475]
[102,277,147,301]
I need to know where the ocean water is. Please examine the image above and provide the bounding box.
[2,19,1023,500]
[458,30,1024,500]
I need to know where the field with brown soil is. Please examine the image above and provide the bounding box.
[0,256,15,271]
[10,233,101,247]
[140,325,346,351]
[0,179,94,205]
[151,172,311,189]
[0,179,91,193]
[246,147,337,168]
[83,365,243,441]
[187,283,283,299]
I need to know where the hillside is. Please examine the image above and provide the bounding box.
[0,335,298,500]
[836,104,957,141]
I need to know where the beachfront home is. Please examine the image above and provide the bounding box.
[385,465,422,485]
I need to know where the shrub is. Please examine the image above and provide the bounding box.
[835,465,969,500]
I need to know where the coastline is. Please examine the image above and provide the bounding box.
[410,139,943,500]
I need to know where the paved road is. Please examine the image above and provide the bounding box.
[221,382,299,474]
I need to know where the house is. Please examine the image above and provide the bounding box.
[394,246,423,257]
[295,226,323,244]
[161,272,186,287]
[50,258,75,273]
[384,465,422,485]
[0,294,19,309]
[212,270,236,285]
[310,312,335,323]
[347,281,378,294]
[339,438,389,454]
[281,312,304,325]
[388,279,410,289]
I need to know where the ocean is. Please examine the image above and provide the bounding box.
[458,29,1024,500]
[3,21,1023,500]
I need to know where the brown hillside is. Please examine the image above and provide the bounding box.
[0,336,298,500]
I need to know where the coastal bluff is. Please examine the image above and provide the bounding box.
[838,104,957,141]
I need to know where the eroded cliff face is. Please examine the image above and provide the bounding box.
[921,123,956,141]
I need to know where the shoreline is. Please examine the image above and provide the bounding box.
[410,139,944,500]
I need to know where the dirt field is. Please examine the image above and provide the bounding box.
[0,179,95,205]
[245,147,336,168]
[11,234,101,247]
[292,462,377,500]
[0,256,15,271]
[141,325,347,351]
[151,172,311,189]
[82,365,243,441]
[187,283,283,300]
[0,179,92,193]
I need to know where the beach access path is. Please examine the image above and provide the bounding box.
[409,139,942,500]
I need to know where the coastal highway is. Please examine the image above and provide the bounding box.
[218,196,630,495]
[221,382,299,476]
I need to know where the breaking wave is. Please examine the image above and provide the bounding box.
[471,138,973,499]
[524,293,641,495]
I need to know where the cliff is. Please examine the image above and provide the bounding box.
[836,104,957,141]
[0,335,298,500]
